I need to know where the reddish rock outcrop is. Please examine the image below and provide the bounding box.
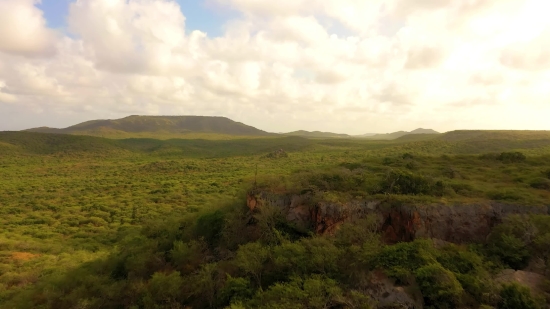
[246,191,549,243]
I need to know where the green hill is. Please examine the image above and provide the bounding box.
[364,128,440,140]
[26,115,273,137]
[0,131,315,158]
[438,130,550,141]
[283,130,351,138]
[0,131,126,155]
[394,133,440,142]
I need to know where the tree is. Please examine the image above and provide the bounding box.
[498,283,541,309]
[233,243,270,290]
[415,263,464,309]
[143,271,184,309]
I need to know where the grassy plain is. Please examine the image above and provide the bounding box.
[1,130,550,308]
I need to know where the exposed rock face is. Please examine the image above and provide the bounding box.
[367,271,421,309]
[496,269,546,295]
[247,191,549,243]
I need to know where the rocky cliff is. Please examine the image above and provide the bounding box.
[247,191,549,243]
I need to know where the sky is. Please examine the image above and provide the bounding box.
[0,0,549,134]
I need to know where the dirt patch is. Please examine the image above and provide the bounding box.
[495,269,545,294]
[11,252,40,261]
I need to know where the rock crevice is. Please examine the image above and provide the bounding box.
[247,191,549,243]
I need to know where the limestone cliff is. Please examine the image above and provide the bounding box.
[247,191,549,243]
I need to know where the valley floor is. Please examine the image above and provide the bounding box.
[1,131,550,308]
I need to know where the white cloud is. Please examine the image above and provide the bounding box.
[0,0,57,57]
[0,0,550,132]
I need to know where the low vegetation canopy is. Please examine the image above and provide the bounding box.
[1,130,550,308]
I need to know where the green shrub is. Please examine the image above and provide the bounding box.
[530,177,550,190]
[382,156,395,165]
[339,162,364,170]
[449,183,478,197]
[497,152,526,163]
[498,283,541,309]
[145,271,184,305]
[415,263,464,309]
[248,275,345,309]
[374,240,437,284]
[195,210,225,246]
[379,170,445,196]
[479,153,499,160]
[218,275,254,306]
[487,221,531,270]
[487,189,523,201]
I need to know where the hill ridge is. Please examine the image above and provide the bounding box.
[26,115,272,137]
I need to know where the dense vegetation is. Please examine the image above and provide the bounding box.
[1,130,550,308]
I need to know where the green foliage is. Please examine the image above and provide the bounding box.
[498,283,541,309]
[196,210,225,246]
[487,216,534,269]
[415,263,464,309]
[144,271,184,307]
[485,215,550,275]
[436,245,493,302]
[479,151,528,163]
[3,131,550,308]
[246,275,346,309]
[530,177,550,190]
[170,240,207,275]
[498,152,527,163]
[218,275,254,306]
[233,243,270,290]
[379,170,445,196]
[489,232,531,269]
[373,240,437,284]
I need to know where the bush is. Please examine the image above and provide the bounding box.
[479,153,499,160]
[497,152,526,163]
[498,283,541,309]
[480,152,526,163]
[530,177,550,190]
[487,189,523,201]
[374,240,437,284]
[143,271,184,308]
[487,219,532,270]
[380,170,445,196]
[450,183,478,197]
[415,263,464,309]
[195,210,225,246]
[248,275,345,309]
[218,275,254,306]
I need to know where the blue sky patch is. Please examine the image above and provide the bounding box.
[36,0,235,37]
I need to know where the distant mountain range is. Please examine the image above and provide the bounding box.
[23,115,439,140]
[361,128,440,140]
[283,130,352,138]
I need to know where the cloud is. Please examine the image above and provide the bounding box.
[67,0,190,74]
[0,0,57,57]
[0,0,549,133]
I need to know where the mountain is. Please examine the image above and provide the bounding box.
[364,128,440,140]
[410,128,439,134]
[26,115,273,137]
[354,133,377,137]
[283,130,351,138]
